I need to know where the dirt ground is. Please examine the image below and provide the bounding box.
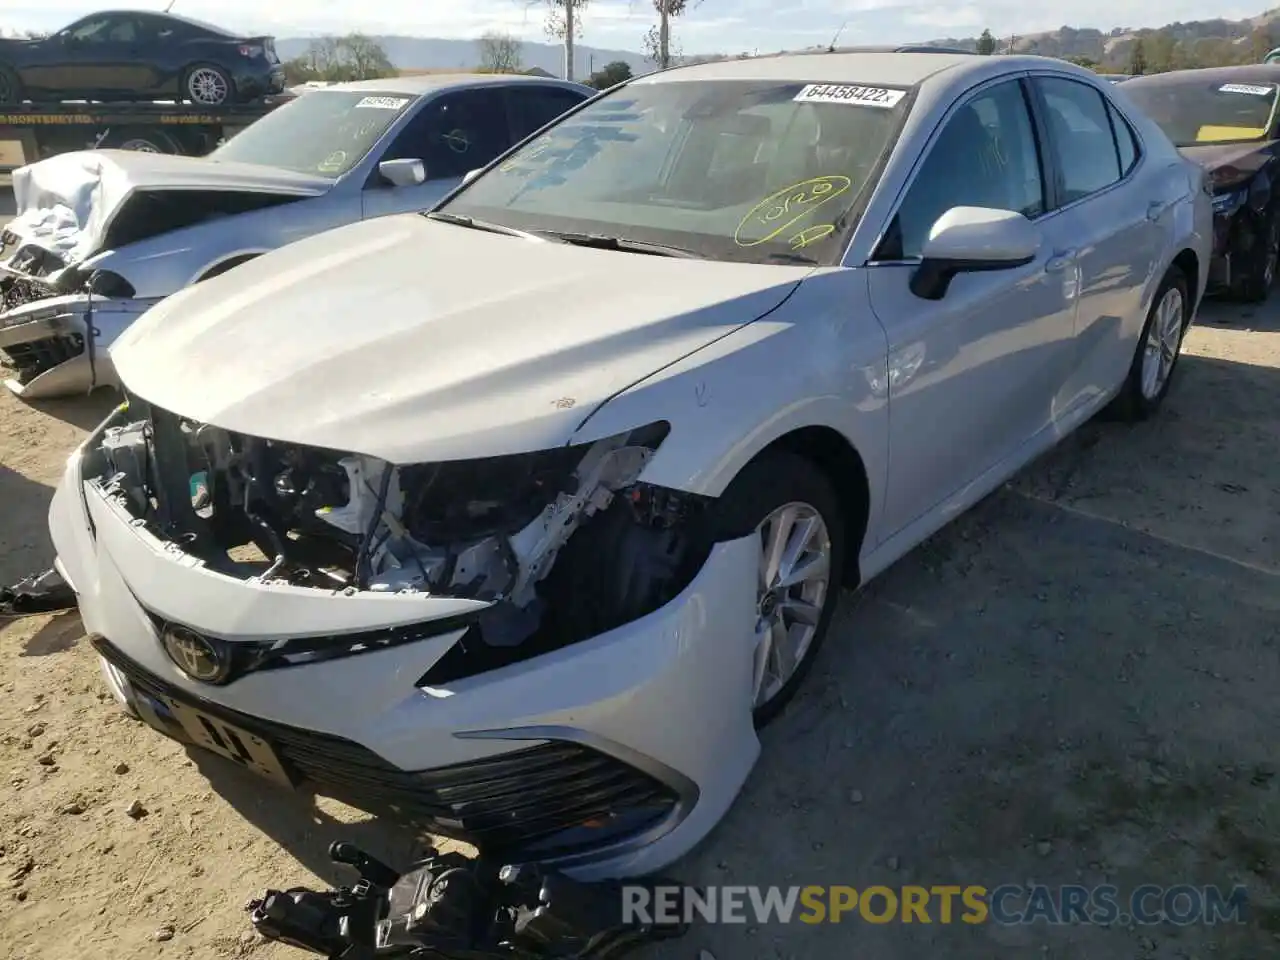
[1,186,1279,958]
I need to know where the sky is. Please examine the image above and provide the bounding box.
[2,0,1270,55]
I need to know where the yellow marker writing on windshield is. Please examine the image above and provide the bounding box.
[789,224,836,250]
[735,176,851,247]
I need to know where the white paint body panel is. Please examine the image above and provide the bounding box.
[50,52,1213,879]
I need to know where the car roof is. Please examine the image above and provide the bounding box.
[1124,64,1280,88]
[323,73,592,96]
[633,50,1026,89]
[90,10,240,36]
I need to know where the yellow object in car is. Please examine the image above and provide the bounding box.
[1196,124,1267,142]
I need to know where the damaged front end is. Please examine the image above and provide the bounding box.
[0,230,156,398]
[82,397,714,676]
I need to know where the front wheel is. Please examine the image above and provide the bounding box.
[1230,209,1279,303]
[183,64,233,105]
[1108,266,1189,421]
[710,451,846,728]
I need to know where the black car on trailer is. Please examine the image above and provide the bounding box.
[0,10,284,106]
[1124,65,1280,302]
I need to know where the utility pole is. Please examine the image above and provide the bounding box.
[1007,34,1017,54]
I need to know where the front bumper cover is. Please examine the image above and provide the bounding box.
[48,452,763,879]
[0,294,159,399]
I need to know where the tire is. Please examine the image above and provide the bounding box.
[100,127,183,154]
[182,64,234,106]
[1229,209,1279,303]
[707,450,847,728]
[0,65,21,105]
[1108,265,1190,421]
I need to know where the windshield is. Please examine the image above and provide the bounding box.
[1123,78,1280,146]
[209,91,416,176]
[437,79,912,265]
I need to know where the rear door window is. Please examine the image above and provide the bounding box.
[506,86,590,142]
[1036,77,1123,204]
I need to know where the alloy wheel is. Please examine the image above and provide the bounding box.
[119,139,161,153]
[187,68,229,105]
[1140,285,1184,401]
[752,501,832,709]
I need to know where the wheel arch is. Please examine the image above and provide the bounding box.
[195,252,263,283]
[734,426,872,590]
[1171,247,1200,312]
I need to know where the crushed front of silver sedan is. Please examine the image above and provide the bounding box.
[0,230,155,397]
[81,397,716,677]
[0,151,314,397]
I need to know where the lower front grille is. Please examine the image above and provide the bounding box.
[93,637,680,857]
[0,333,84,385]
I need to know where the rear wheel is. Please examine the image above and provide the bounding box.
[100,127,183,154]
[183,64,233,105]
[1108,265,1189,421]
[710,451,847,728]
[0,65,21,105]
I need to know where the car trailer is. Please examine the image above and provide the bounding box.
[0,95,293,172]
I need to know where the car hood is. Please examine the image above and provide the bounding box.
[7,150,332,265]
[1178,142,1273,185]
[111,214,810,464]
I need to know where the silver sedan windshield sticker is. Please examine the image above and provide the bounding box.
[354,96,411,109]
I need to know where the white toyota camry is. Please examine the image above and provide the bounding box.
[49,51,1212,879]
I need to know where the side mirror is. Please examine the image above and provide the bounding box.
[378,158,426,187]
[462,168,482,186]
[910,206,1040,300]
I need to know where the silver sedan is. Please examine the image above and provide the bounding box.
[0,72,592,398]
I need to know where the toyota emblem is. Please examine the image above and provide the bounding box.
[161,624,230,684]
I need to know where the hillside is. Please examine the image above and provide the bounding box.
[928,7,1280,69]
[274,35,648,77]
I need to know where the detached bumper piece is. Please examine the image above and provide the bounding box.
[0,566,78,615]
[247,840,688,959]
[93,638,679,859]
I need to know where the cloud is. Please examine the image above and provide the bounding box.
[1,0,1268,55]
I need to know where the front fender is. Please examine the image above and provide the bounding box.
[78,197,360,298]
[571,269,891,542]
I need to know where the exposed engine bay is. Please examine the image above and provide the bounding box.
[82,397,714,661]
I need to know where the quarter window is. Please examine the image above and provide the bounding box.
[1107,101,1140,176]
[881,79,1044,260]
[1037,77,1123,203]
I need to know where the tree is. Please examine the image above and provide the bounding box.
[587,60,632,89]
[1128,38,1147,75]
[1145,30,1177,73]
[477,31,523,73]
[532,0,589,80]
[976,29,996,56]
[1064,55,1098,69]
[643,0,694,70]
[1251,26,1274,63]
[282,33,394,84]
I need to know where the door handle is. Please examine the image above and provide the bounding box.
[1146,199,1172,222]
[1045,249,1076,273]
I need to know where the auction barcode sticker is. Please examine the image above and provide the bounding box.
[1219,83,1274,96]
[794,84,906,108]
[354,96,412,109]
